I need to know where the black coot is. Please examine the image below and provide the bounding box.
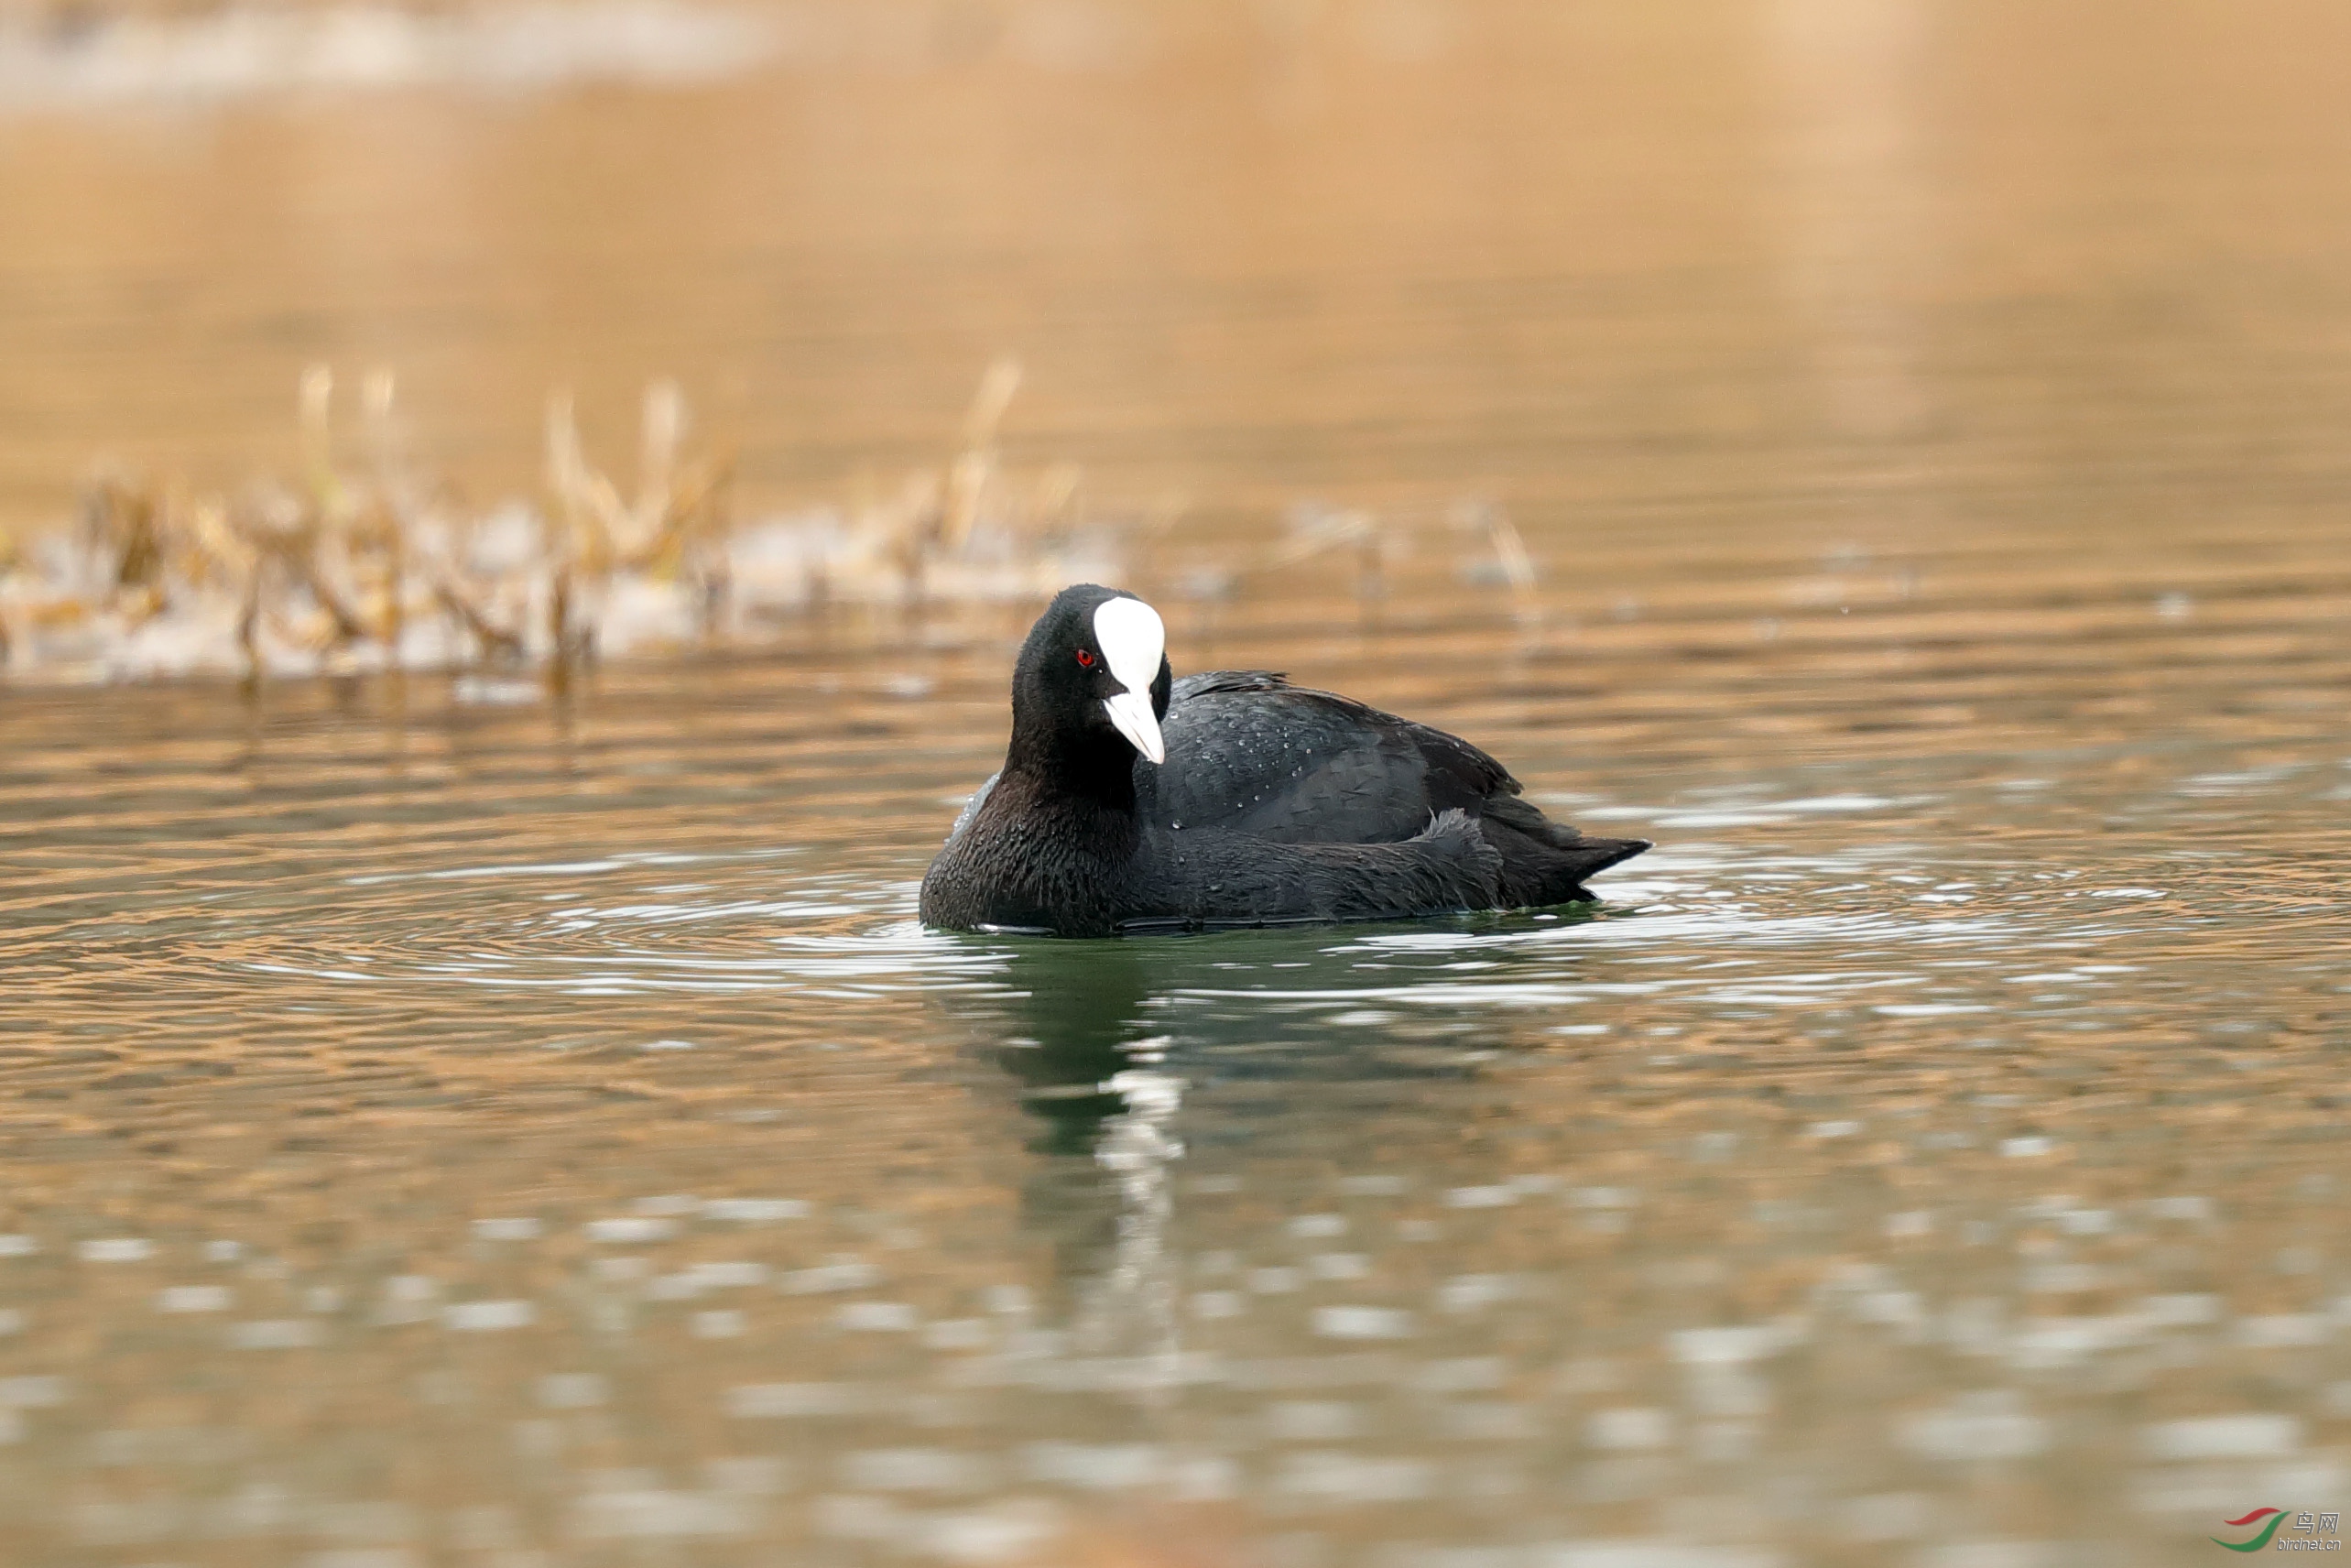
[919,584,1650,935]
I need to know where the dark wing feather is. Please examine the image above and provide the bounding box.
[1137,671,1518,844]
[1170,670,1291,699]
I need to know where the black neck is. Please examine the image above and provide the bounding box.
[1005,715,1138,812]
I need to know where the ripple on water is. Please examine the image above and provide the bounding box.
[4,552,2347,1568]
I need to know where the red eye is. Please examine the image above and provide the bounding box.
[1075,648,1095,669]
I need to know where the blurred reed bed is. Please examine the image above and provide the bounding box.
[0,0,775,107]
[0,358,1540,687]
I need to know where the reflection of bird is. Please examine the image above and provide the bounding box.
[985,942,1158,1156]
[920,584,1649,935]
[937,940,1185,1370]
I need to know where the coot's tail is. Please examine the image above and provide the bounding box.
[1477,794,1650,908]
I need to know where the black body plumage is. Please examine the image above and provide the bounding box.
[918,585,1649,936]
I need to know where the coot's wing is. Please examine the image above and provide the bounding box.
[1117,807,1505,931]
[1138,670,1516,844]
[1170,670,1287,700]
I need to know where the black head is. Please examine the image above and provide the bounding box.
[1008,585,1174,785]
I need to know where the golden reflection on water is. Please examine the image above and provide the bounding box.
[4,1,2351,1565]
[4,582,2346,1565]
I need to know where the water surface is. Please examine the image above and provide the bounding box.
[5,1,2351,1563]
[5,567,2346,1566]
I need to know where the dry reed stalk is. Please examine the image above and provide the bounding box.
[0,356,1535,687]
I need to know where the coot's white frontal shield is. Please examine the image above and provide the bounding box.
[1093,596,1167,765]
